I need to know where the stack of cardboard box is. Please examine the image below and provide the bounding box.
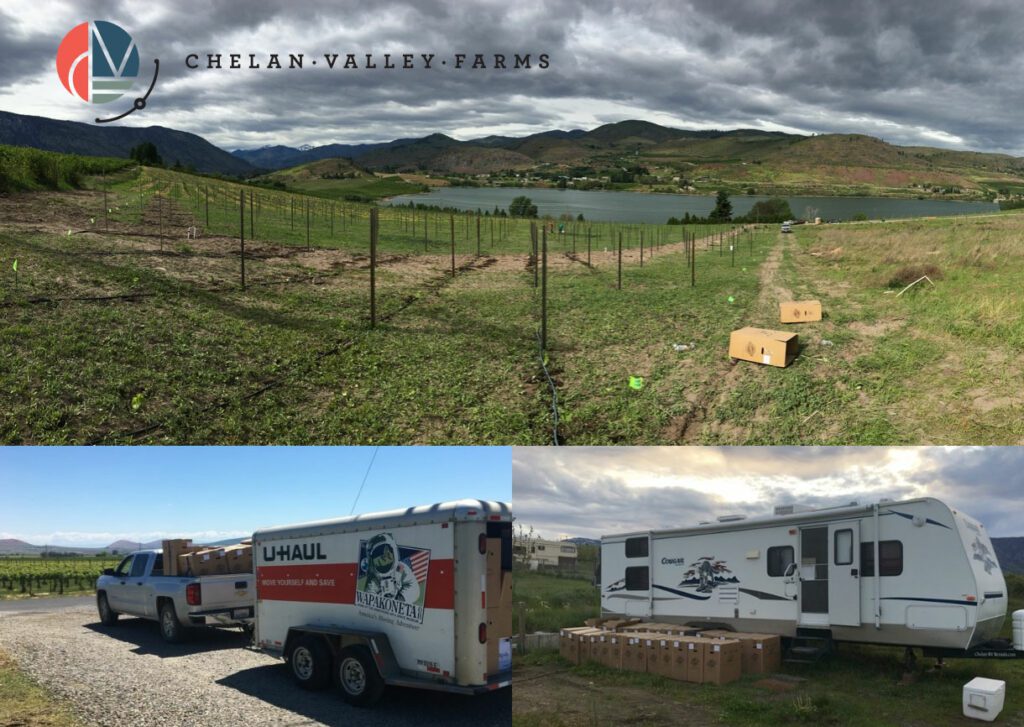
[162,539,206,576]
[699,630,782,675]
[557,623,752,686]
[175,542,254,577]
[486,537,513,676]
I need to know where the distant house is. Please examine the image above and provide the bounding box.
[513,536,578,571]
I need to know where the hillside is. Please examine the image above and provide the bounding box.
[233,120,1024,198]
[0,111,253,177]
[994,537,1024,575]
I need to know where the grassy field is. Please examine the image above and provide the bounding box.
[513,573,1024,727]
[1,158,1021,444]
[0,558,119,599]
[0,649,77,726]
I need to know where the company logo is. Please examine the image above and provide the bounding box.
[356,532,430,624]
[661,557,686,565]
[55,20,159,123]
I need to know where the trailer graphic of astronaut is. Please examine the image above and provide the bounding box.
[356,532,430,624]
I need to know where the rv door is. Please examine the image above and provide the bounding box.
[828,524,861,627]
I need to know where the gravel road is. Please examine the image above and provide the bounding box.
[0,603,510,726]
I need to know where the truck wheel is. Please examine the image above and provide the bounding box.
[97,593,119,626]
[289,635,331,690]
[336,645,385,707]
[158,602,185,643]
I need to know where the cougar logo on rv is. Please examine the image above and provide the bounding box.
[356,532,431,624]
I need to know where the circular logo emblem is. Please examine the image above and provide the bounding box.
[56,21,140,104]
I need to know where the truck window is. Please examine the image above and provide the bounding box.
[860,540,903,577]
[625,566,649,591]
[767,546,794,577]
[130,554,149,578]
[625,537,648,558]
[114,556,134,577]
[152,554,164,575]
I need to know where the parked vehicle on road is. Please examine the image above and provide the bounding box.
[96,550,254,643]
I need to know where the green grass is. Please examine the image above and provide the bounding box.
[1,157,1020,444]
[0,144,132,193]
[283,175,428,202]
[0,650,78,726]
[514,573,1024,726]
[513,569,600,633]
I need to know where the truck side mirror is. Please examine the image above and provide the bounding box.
[783,562,798,582]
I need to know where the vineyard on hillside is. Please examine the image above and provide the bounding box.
[0,558,120,597]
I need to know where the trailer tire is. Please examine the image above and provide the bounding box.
[336,645,385,707]
[289,635,332,690]
[97,593,119,626]
[158,601,185,643]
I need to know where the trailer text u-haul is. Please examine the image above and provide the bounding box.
[253,500,512,706]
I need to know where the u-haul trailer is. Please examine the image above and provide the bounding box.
[253,500,512,707]
[601,498,1024,660]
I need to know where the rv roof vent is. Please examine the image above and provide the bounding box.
[774,504,815,516]
[717,514,747,523]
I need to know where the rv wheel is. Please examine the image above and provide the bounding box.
[289,635,332,690]
[336,645,385,707]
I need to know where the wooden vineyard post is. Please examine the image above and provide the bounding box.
[249,190,254,240]
[587,226,591,266]
[731,228,735,267]
[531,222,538,288]
[331,203,334,238]
[291,197,294,232]
[640,228,644,267]
[158,192,163,249]
[490,216,494,248]
[541,226,548,351]
[370,208,378,328]
[103,181,109,233]
[450,214,456,278]
[618,230,623,290]
[205,185,209,227]
[306,199,311,251]
[476,214,481,256]
[691,230,695,287]
[424,210,429,249]
[239,190,246,291]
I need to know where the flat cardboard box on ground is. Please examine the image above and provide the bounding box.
[729,327,798,368]
[779,300,822,324]
[701,631,782,674]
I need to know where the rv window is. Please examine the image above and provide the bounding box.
[625,537,649,558]
[860,540,903,577]
[834,529,853,566]
[625,566,649,591]
[766,546,794,577]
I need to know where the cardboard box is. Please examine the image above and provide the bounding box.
[592,633,624,669]
[486,538,502,601]
[560,627,596,664]
[683,638,706,683]
[223,544,253,575]
[729,327,798,368]
[621,635,649,672]
[162,539,197,576]
[188,548,229,576]
[780,300,822,324]
[673,639,692,682]
[486,607,512,674]
[580,632,601,664]
[702,638,742,685]
[645,638,674,679]
[701,631,782,674]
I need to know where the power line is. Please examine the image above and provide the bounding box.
[349,446,380,515]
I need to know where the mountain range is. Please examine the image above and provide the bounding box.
[0,536,246,555]
[3,110,1024,197]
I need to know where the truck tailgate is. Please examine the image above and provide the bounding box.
[192,573,255,614]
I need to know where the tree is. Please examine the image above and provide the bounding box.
[744,197,793,223]
[576,213,585,222]
[709,190,732,222]
[129,142,163,167]
[508,195,538,218]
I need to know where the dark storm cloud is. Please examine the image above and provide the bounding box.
[512,448,1024,540]
[5,0,1024,152]
[909,448,1024,537]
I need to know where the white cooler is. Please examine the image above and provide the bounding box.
[963,677,1005,722]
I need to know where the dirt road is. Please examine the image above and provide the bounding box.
[0,604,509,726]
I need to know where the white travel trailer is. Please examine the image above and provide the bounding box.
[601,498,1021,660]
[253,500,513,706]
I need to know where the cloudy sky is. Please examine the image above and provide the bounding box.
[513,447,1024,540]
[2,0,1023,153]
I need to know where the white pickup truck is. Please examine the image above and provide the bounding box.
[96,550,255,643]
